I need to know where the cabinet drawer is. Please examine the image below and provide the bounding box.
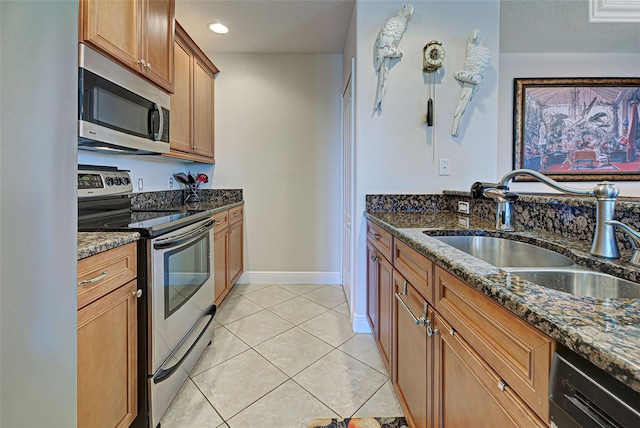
[366,220,393,261]
[212,210,229,232]
[393,239,433,304]
[78,243,137,310]
[229,205,243,225]
[434,266,553,423]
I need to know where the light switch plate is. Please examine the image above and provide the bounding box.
[458,201,470,214]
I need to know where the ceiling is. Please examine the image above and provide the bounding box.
[175,0,640,55]
[175,0,355,54]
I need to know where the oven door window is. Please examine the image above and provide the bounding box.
[163,234,211,318]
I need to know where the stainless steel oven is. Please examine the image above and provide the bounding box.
[149,217,216,427]
[77,165,217,428]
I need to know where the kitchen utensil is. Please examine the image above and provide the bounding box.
[197,173,209,184]
[174,173,189,186]
[188,173,196,185]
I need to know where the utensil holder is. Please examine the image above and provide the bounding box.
[184,185,201,204]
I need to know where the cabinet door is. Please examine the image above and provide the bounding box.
[228,219,243,287]
[141,0,174,92]
[393,272,430,428]
[193,57,215,158]
[78,280,137,428]
[378,255,393,374]
[81,0,142,73]
[214,228,228,305]
[366,240,378,336]
[170,34,193,153]
[433,313,546,428]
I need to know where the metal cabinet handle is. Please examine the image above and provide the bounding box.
[233,212,240,217]
[395,292,428,327]
[374,233,381,240]
[498,380,508,391]
[146,62,151,69]
[77,271,108,287]
[427,326,439,336]
[137,59,146,66]
[133,289,143,298]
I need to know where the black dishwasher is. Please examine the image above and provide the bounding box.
[549,344,640,428]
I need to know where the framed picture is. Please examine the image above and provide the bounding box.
[513,77,640,181]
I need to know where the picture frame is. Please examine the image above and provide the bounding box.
[513,77,640,182]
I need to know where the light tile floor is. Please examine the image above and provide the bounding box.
[160,284,404,428]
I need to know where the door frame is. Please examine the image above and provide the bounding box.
[341,58,356,317]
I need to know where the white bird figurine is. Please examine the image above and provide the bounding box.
[451,29,490,136]
[374,4,414,112]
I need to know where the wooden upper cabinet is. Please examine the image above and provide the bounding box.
[193,57,215,158]
[81,0,141,70]
[80,0,174,93]
[141,0,175,92]
[170,34,193,153]
[167,22,219,163]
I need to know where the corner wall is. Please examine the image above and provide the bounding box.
[350,0,501,330]
[211,53,343,281]
[1,2,78,425]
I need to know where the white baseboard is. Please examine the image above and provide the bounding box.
[237,271,341,285]
[351,312,372,334]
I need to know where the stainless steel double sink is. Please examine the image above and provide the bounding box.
[430,235,640,299]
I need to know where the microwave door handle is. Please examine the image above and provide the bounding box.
[148,103,161,140]
[153,219,215,250]
[157,105,164,141]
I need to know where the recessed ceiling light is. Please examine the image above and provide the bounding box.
[209,23,229,34]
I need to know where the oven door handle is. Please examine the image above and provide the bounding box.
[153,305,217,384]
[153,219,215,250]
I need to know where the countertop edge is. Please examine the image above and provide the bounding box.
[77,232,141,260]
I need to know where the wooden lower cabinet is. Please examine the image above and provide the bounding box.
[377,255,393,372]
[433,312,546,428]
[393,271,432,428]
[77,243,139,428]
[78,279,138,428]
[228,216,243,285]
[366,235,393,374]
[366,240,379,336]
[213,206,244,306]
[214,224,228,303]
[361,225,556,428]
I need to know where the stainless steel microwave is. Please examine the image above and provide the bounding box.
[78,44,170,154]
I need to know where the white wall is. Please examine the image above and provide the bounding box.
[349,0,501,331]
[498,53,640,197]
[0,2,78,426]
[78,151,203,192]
[211,54,343,281]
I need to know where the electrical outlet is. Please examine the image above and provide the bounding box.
[439,159,450,176]
[137,177,143,191]
[458,201,470,214]
[168,177,174,189]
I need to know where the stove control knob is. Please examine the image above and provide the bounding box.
[105,177,114,186]
[114,177,122,185]
[122,177,130,185]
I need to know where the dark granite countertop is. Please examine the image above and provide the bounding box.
[366,210,640,393]
[77,232,141,260]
